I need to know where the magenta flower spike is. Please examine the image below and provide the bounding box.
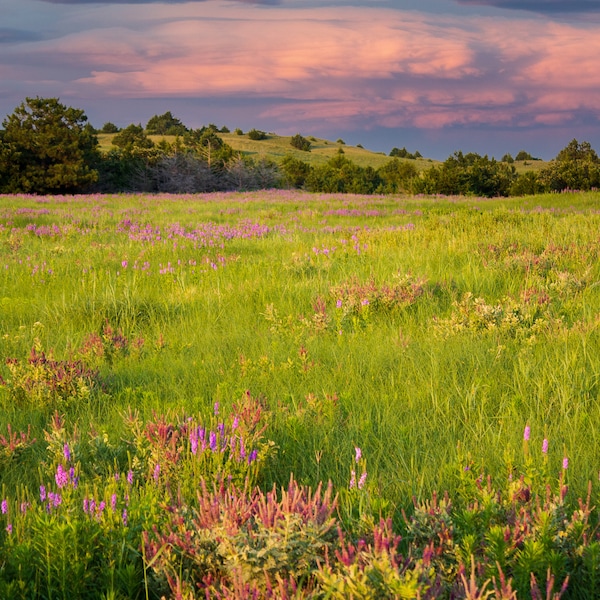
[1,499,7,515]
[563,457,569,470]
[542,438,549,454]
[523,425,531,441]
[355,447,362,463]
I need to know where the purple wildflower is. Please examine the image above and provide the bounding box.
[127,470,134,485]
[232,416,239,430]
[358,471,367,490]
[248,449,258,464]
[349,470,356,489]
[336,299,343,309]
[55,464,69,489]
[542,438,549,454]
[6,523,12,534]
[111,493,117,511]
[122,509,128,527]
[63,443,71,461]
[355,447,362,463]
[190,428,199,455]
[39,485,46,502]
[69,466,78,488]
[563,457,569,470]
[213,402,219,416]
[523,425,531,441]
[153,463,161,482]
[209,431,217,452]
[239,437,246,460]
[1,499,7,515]
[83,498,89,514]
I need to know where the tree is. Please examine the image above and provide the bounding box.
[376,158,417,193]
[290,133,311,152]
[101,122,120,134]
[515,150,535,161]
[539,139,600,191]
[247,129,267,140]
[112,124,154,153]
[145,111,187,136]
[183,128,233,169]
[280,155,311,188]
[0,97,99,194]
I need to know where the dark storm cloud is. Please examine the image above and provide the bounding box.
[0,28,43,43]
[38,0,279,4]
[456,0,600,14]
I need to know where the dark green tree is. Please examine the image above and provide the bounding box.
[247,129,267,140]
[184,128,233,169]
[100,122,120,134]
[0,97,99,194]
[376,158,417,193]
[539,139,600,191]
[112,124,155,153]
[145,111,187,136]
[290,134,311,152]
[280,155,311,188]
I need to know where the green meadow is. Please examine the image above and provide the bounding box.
[1,190,599,598]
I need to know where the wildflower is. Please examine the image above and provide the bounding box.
[127,470,134,485]
[358,471,367,490]
[213,402,219,416]
[209,431,217,452]
[39,485,46,502]
[121,260,128,268]
[349,470,356,489]
[55,464,69,488]
[111,493,117,511]
[361,298,369,306]
[336,299,343,309]
[153,463,161,482]
[523,425,531,441]
[563,457,569,470]
[83,498,89,513]
[248,449,258,464]
[355,447,362,463]
[63,443,71,461]
[239,437,246,460]
[189,428,199,455]
[5,524,12,534]
[1,499,7,515]
[122,509,128,527]
[232,416,239,430]
[542,438,549,454]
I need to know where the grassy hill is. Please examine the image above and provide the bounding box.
[96,131,548,174]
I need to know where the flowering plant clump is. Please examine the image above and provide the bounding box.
[434,291,562,338]
[2,346,102,406]
[125,391,275,496]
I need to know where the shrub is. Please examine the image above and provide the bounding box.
[247,128,267,140]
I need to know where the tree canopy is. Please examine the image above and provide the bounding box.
[0,97,99,194]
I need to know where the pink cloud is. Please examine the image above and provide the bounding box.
[5,3,600,132]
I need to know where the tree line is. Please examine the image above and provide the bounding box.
[1,97,600,197]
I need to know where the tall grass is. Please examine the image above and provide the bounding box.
[1,190,599,597]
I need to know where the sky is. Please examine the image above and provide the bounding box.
[2,0,600,160]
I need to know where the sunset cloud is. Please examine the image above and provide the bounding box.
[456,0,600,14]
[2,0,599,158]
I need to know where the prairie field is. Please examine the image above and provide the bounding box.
[1,190,600,598]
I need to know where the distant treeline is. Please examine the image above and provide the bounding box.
[1,97,600,197]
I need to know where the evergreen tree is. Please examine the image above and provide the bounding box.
[0,97,99,194]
